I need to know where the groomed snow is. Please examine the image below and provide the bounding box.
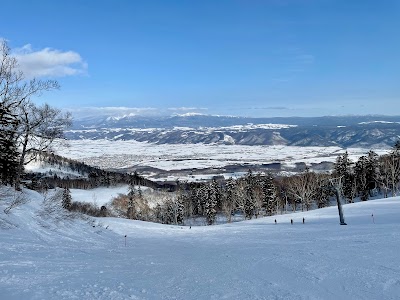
[1,187,400,299]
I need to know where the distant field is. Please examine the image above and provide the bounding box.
[55,139,390,181]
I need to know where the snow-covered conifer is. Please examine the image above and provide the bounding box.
[262,173,277,216]
[204,181,218,225]
[0,101,19,185]
[62,187,72,210]
[222,177,236,222]
[244,170,256,219]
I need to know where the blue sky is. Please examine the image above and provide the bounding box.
[1,0,399,117]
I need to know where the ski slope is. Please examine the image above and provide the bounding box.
[1,187,400,299]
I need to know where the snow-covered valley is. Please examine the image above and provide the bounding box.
[1,187,400,299]
[53,139,390,182]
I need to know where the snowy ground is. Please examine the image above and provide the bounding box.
[55,139,389,172]
[70,185,130,207]
[1,187,400,299]
[25,160,85,179]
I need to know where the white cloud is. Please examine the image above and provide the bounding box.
[12,44,87,78]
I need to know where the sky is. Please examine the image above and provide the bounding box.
[1,0,399,118]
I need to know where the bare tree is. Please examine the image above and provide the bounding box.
[15,102,71,188]
[381,150,400,197]
[3,189,28,214]
[287,169,318,211]
[0,39,69,189]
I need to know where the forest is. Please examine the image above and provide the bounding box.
[50,143,400,226]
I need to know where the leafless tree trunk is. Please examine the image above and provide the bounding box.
[287,170,318,211]
[14,102,71,189]
[387,152,400,197]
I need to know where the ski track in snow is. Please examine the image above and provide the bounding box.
[1,188,400,299]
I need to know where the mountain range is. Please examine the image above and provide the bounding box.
[67,113,400,148]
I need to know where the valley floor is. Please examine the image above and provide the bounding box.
[55,140,390,181]
[1,188,400,299]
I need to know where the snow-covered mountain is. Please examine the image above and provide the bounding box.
[1,186,400,299]
[67,114,400,147]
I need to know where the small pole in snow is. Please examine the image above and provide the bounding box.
[274,219,277,225]
[303,217,305,224]
[371,214,375,224]
[291,219,293,225]
[124,235,127,247]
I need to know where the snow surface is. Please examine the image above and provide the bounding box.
[1,186,400,299]
[25,160,85,179]
[359,121,400,125]
[54,139,389,173]
[69,185,152,208]
[70,186,130,207]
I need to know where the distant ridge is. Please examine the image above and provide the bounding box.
[67,114,400,148]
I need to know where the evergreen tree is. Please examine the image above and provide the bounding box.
[354,156,369,201]
[127,197,135,219]
[187,182,198,216]
[204,182,217,225]
[164,197,184,225]
[394,140,400,151]
[0,102,19,185]
[222,177,236,222]
[388,145,400,196]
[244,170,256,219]
[128,184,136,198]
[262,173,277,216]
[175,195,185,225]
[210,179,222,210]
[62,187,72,210]
[334,151,355,202]
[195,183,207,216]
[126,175,137,219]
[315,175,331,208]
[165,200,174,224]
[353,151,379,201]
[137,185,143,199]
[365,150,379,194]
[155,203,163,223]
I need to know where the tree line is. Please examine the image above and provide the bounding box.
[118,143,400,226]
[24,151,177,191]
[333,142,400,201]
[25,140,400,226]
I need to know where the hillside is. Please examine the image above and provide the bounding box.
[1,186,399,299]
[67,114,400,148]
